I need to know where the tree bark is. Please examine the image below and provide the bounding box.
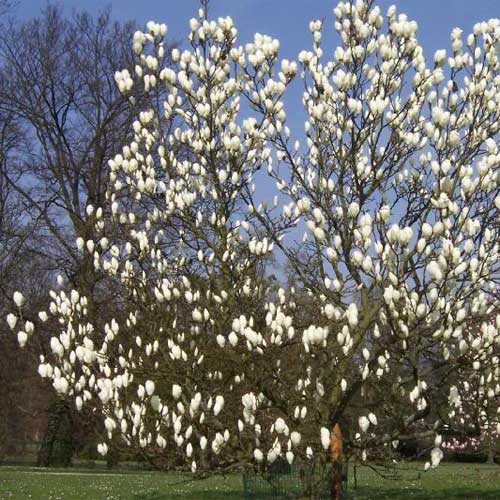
[486,445,495,464]
[330,423,344,500]
[37,398,74,467]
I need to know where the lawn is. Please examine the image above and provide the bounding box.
[349,462,500,499]
[0,462,499,499]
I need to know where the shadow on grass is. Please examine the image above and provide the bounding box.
[350,486,500,499]
[133,487,500,500]
[133,491,242,500]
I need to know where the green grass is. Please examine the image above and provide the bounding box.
[0,462,499,499]
[0,466,241,499]
[349,462,500,499]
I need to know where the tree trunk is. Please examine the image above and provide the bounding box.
[486,445,495,464]
[37,397,74,467]
[330,423,344,500]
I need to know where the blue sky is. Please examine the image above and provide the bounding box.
[16,0,498,192]
[15,0,498,143]
[12,0,500,274]
[16,0,500,60]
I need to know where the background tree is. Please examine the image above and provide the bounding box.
[0,102,48,459]
[0,5,175,465]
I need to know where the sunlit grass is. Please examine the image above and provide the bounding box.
[348,462,500,499]
[0,462,499,499]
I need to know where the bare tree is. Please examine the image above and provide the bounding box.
[0,5,166,465]
[0,6,138,291]
[0,0,16,18]
[0,102,51,459]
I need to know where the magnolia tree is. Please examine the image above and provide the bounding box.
[442,383,500,463]
[7,0,500,495]
[441,309,500,462]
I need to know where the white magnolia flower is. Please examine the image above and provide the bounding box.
[97,443,108,456]
[145,380,155,396]
[320,427,330,450]
[253,448,263,462]
[17,331,28,348]
[6,313,17,330]
[359,416,370,433]
[13,291,25,308]
[172,384,182,399]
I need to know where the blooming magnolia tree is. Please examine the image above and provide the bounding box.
[440,309,500,463]
[7,0,500,493]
